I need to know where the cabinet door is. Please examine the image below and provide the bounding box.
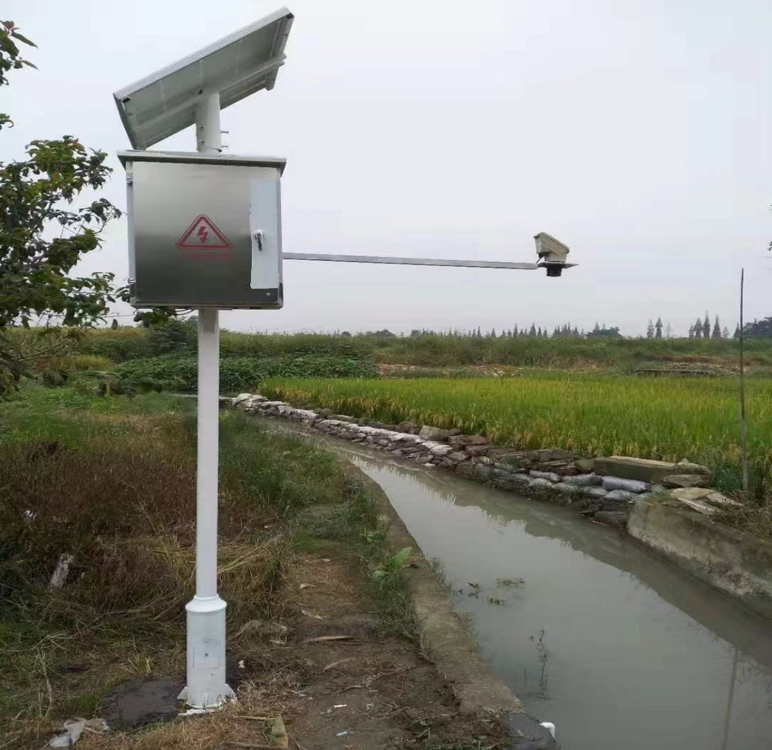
[250,174,283,292]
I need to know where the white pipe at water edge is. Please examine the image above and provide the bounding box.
[540,722,556,739]
[178,94,234,709]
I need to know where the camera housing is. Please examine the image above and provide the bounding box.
[534,232,573,277]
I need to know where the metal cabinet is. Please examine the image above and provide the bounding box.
[120,151,285,309]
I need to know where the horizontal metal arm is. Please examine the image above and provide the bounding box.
[282,252,539,270]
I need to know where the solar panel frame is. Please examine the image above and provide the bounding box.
[113,8,294,149]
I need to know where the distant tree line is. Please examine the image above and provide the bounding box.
[321,314,772,341]
[741,317,772,339]
[685,312,729,340]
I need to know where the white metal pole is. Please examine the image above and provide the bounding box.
[179,92,234,709]
[196,92,223,154]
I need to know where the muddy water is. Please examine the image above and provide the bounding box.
[265,419,772,749]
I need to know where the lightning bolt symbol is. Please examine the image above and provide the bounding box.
[197,224,209,243]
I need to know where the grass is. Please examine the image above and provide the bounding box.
[67,326,772,371]
[0,384,412,747]
[262,374,772,496]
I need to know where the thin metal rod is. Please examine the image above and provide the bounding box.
[739,268,749,494]
[282,252,539,270]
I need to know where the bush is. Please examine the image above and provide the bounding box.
[40,354,114,373]
[115,354,379,393]
[78,327,154,362]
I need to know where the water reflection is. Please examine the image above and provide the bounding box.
[264,418,772,750]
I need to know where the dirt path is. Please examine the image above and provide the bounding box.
[77,553,511,750]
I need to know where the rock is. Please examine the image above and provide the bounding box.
[497,473,533,492]
[602,476,650,493]
[585,486,609,498]
[594,511,629,529]
[670,487,713,502]
[706,491,743,508]
[534,460,579,476]
[397,421,419,434]
[429,443,454,457]
[670,494,742,510]
[553,482,582,495]
[465,445,491,457]
[668,488,742,515]
[492,461,525,473]
[676,459,712,476]
[103,677,184,730]
[663,474,709,489]
[604,489,636,502]
[529,478,554,491]
[527,449,574,462]
[575,458,595,473]
[391,449,403,457]
[674,496,718,516]
[530,470,560,483]
[390,432,420,443]
[331,414,357,423]
[48,553,74,589]
[448,434,490,447]
[477,456,494,466]
[233,393,252,404]
[593,456,679,484]
[456,462,476,479]
[487,448,531,469]
[448,451,469,462]
[564,473,603,487]
[439,458,457,469]
[474,464,494,481]
[419,425,451,441]
[367,421,394,430]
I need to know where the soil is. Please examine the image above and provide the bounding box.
[81,553,512,750]
[233,555,512,749]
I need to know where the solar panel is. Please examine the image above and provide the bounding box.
[113,8,294,150]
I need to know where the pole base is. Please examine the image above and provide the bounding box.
[179,595,235,709]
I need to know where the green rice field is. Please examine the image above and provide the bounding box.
[263,374,772,495]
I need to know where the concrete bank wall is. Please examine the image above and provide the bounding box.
[629,499,772,622]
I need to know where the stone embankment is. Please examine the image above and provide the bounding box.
[233,393,772,621]
[232,393,734,527]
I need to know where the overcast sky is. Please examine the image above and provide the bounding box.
[4,0,771,335]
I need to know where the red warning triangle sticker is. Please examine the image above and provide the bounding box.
[176,215,232,250]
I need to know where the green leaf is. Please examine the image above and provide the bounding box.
[12,31,36,48]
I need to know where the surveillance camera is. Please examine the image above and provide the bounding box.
[534,232,574,277]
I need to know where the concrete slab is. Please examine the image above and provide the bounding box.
[593,456,679,484]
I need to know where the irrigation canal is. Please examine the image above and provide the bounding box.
[263,417,772,750]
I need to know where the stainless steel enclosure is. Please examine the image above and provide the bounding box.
[119,151,285,309]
